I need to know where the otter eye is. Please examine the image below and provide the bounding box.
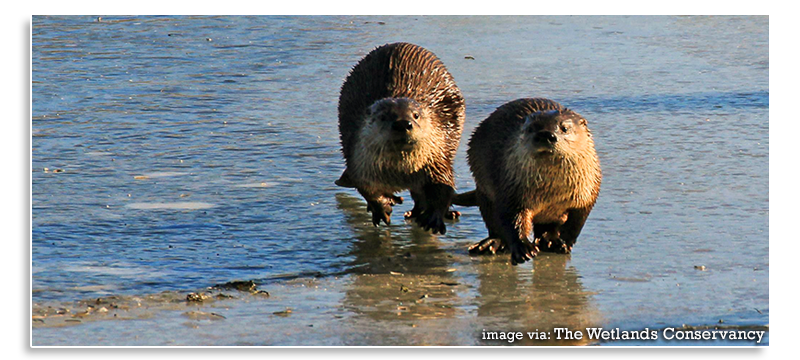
[413,112,419,120]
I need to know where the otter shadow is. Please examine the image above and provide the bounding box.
[334,193,601,345]
[334,192,456,275]
[472,253,602,346]
[334,193,468,345]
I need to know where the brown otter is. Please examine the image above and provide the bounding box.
[453,98,601,265]
[336,42,465,234]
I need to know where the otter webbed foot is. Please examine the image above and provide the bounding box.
[509,239,539,265]
[415,209,447,235]
[366,201,392,226]
[365,194,403,227]
[468,238,505,255]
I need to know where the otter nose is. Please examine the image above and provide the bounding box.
[534,130,557,144]
[391,120,414,133]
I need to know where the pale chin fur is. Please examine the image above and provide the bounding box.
[505,134,558,189]
[504,133,598,210]
[350,120,441,187]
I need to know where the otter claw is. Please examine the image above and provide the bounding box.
[538,237,571,254]
[509,239,538,265]
[444,210,461,220]
[369,207,391,226]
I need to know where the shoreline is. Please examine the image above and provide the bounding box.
[32,273,768,346]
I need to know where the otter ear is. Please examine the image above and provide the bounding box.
[579,118,587,126]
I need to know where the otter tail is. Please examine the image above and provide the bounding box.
[452,190,478,207]
[335,169,357,188]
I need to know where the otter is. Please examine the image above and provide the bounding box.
[336,42,465,234]
[453,98,601,265]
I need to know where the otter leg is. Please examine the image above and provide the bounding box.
[357,188,400,227]
[403,191,425,219]
[468,196,504,255]
[558,207,594,253]
[413,183,455,235]
[497,208,538,265]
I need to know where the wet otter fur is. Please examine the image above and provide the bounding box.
[336,42,465,234]
[453,98,601,265]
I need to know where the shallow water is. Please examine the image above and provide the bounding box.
[31,15,768,346]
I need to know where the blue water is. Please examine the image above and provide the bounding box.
[31,15,768,345]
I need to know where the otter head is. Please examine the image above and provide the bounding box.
[521,109,592,157]
[364,97,431,152]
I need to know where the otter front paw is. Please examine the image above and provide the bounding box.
[366,202,392,226]
[509,239,538,265]
[415,210,446,235]
[366,194,402,227]
[468,238,505,255]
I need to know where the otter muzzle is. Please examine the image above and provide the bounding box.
[391,120,414,133]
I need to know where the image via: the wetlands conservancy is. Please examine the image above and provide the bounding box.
[31,15,768,346]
